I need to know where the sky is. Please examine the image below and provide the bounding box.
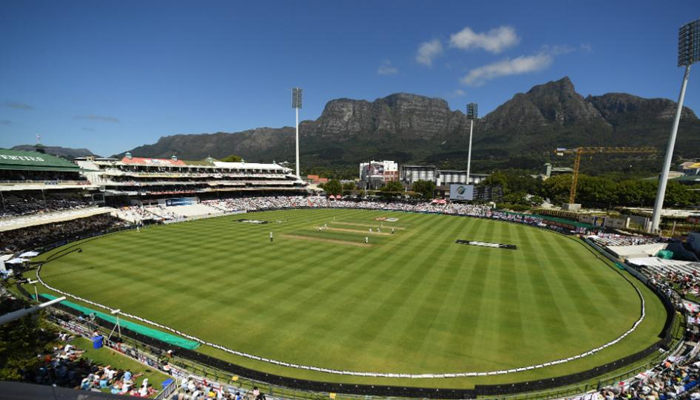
[1,0,699,156]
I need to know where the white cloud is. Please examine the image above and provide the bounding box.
[449,26,520,54]
[73,114,120,123]
[580,43,593,52]
[541,44,577,56]
[444,89,466,99]
[461,53,553,86]
[451,89,465,97]
[416,39,443,67]
[377,60,398,75]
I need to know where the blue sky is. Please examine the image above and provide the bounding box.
[1,0,698,156]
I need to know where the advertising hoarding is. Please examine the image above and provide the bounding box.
[450,184,474,201]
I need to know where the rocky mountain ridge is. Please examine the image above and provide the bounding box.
[121,77,700,174]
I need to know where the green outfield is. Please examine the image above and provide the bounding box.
[35,209,668,389]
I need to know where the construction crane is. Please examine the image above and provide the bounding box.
[554,147,657,206]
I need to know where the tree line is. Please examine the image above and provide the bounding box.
[317,169,699,209]
[481,170,700,209]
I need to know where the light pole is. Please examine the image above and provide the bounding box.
[466,103,478,185]
[27,279,39,302]
[0,296,65,326]
[650,19,700,234]
[108,309,122,341]
[292,88,303,179]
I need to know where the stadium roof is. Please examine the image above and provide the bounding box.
[0,149,80,172]
[214,161,286,169]
[681,161,700,169]
[121,156,186,166]
[183,159,215,166]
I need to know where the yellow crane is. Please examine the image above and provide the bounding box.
[554,147,657,206]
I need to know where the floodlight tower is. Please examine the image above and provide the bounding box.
[650,19,700,234]
[466,103,478,184]
[292,88,303,179]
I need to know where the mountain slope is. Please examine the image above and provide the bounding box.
[120,77,700,173]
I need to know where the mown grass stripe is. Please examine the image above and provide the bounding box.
[37,209,665,386]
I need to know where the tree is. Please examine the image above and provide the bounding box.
[576,175,617,207]
[0,297,55,381]
[412,180,436,199]
[220,154,243,162]
[616,180,656,207]
[529,195,544,207]
[324,179,342,195]
[342,182,356,192]
[480,170,541,196]
[381,180,404,192]
[541,174,572,205]
[665,181,693,207]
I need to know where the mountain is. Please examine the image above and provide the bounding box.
[121,77,700,174]
[11,145,97,159]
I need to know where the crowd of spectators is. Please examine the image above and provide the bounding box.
[589,232,668,248]
[577,353,700,400]
[0,170,87,183]
[171,377,248,400]
[26,332,157,397]
[0,214,123,253]
[0,290,158,397]
[201,196,494,217]
[201,196,586,233]
[0,194,92,219]
[646,268,700,304]
[113,206,158,223]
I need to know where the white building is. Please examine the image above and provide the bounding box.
[400,165,437,185]
[359,160,399,189]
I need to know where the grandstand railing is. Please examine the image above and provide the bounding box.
[0,179,93,186]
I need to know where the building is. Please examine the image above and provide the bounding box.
[306,175,328,185]
[438,170,467,186]
[0,149,107,231]
[0,148,101,206]
[680,160,700,175]
[75,153,306,206]
[400,165,437,186]
[540,163,574,180]
[359,160,399,189]
[401,165,488,187]
[437,170,488,186]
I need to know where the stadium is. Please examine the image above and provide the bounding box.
[1,144,695,400]
[3,5,700,400]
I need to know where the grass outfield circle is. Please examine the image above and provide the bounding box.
[36,209,668,388]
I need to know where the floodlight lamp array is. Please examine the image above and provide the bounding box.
[292,88,303,109]
[467,103,478,120]
[678,19,700,67]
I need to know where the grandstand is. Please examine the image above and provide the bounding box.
[0,149,307,254]
[0,149,119,253]
[75,153,306,205]
[0,149,100,216]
